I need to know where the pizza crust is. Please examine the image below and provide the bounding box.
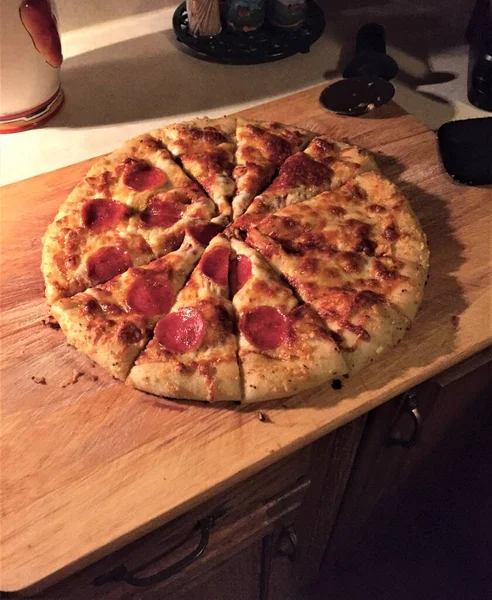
[51,296,149,380]
[241,341,348,403]
[128,358,240,402]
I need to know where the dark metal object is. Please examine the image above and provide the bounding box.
[93,515,218,588]
[172,1,325,65]
[277,525,299,561]
[319,23,397,116]
[319,76,394,116]
[467,1,492,111]
[343,23,398,81]
[438,118,492,186]
[388,392,422,448]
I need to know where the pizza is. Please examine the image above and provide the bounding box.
[128,234,241,401]
[231,118,313,219]
[42,117,429,403]
[51,226,215,380]
[230,238,347,402]
[157,117,236,219]
[230,136,378,236]
[42,133,218,304]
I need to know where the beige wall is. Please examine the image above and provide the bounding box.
[56,0,474,39]
[57,0,177,32]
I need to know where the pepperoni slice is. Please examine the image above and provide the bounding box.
[155,308,206,353]
[240,306,288,350]
[187,223,224,246]
[126,274,174,317]
[230,255,252,294]
[82,199,128,232]
[140,196,183,228]
[123,160,167,191]
[201,246,230,286]
[86,247,132,284]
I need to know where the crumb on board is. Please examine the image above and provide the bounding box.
[451,315,460,327]
[41,316,60,330]
[61,369,85,388]
[257,411,270,423]
[331,378,343,390]
[90,374,99,382]
[31,376,47,385]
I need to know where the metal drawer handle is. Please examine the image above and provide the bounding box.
[93,515,216,588]
[388,393,422,448]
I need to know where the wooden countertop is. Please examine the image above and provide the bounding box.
[1,84,491,594]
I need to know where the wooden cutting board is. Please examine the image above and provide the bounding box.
[1,84,491,594]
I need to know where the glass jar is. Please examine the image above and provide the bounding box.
[268,0,307,30]
[227,0,266,33]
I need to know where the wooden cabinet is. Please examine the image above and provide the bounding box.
[319,346,492,573]
[15,349,491,600]
[32,448,310,600]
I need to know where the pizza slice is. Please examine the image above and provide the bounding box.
[128,235,241,401]
[81,133,200,211]
[230,238,348,402]
[42,135,218,304]
[230,136,377,236]
[51,229,210,380]
[255,171,429,268]
[247,228,417,374]
[231,118,314,219]
[157,117,237,218]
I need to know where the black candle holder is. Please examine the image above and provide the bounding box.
[172,2,326,65]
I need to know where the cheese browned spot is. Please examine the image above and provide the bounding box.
[117,321,143,344]
[267,152,333,191]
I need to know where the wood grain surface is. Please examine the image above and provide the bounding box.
[1,84,491,593]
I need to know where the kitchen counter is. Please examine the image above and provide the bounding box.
[0,3,488,186]
[1,84,491,594]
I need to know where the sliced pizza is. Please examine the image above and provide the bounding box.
[157,117,237,218]
[231,118,314,219]
[51,228,213,380]
[128,234,241,401]
[42,134,217,304]
[231,136,377,235]
[230,238,348,402]
[255,171,429,268]
[247,228,419,374]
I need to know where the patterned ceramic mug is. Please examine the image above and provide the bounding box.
[0,0,64,133]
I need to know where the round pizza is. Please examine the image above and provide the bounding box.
[42,117,429,403]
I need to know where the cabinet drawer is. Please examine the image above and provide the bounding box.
[33,448,310,599]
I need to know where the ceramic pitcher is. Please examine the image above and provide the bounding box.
[0,0,63,133]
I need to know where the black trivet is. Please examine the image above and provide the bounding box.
[172,2,325,65]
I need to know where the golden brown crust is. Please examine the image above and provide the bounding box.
[127,358,240,401]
